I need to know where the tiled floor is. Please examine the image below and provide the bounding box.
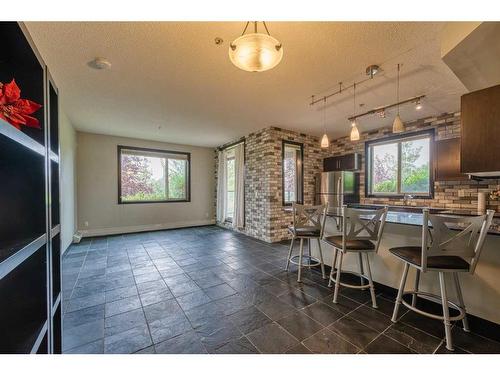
[62,226,500,354]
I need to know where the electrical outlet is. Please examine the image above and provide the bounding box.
[84,221,89,227]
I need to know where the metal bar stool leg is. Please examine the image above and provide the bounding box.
[364,253,378,309]
[391,262,410,323]
[285,237,294,271]
[328,248,338,287]
[412,269,421,307]
[317,238,326,279]
[439,272,454,351]
[358,253,365,287]
[453,272,470,332]
[332,251,344,304]
[297,238,304,283]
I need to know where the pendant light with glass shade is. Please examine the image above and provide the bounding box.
[320,98,329,148]
[392,63,405,133]
[350,83,360,141]
[229,21,283,72]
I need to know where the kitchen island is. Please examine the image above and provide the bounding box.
[307,205,500,325]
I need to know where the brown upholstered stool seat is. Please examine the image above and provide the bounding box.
[324,235,375,250]
[389,246,470,270]
[287,225,320,237]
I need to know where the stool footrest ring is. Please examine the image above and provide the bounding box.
[401,291,466,321]
[290,255,321,268]
[329,270,371,290]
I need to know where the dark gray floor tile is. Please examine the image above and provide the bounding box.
[143,299,184,323]
[105,276,136,291]
[285,343,313,354]
[328,315,380,349]
[215,293,253,316]
[435,341,470,354]
[321,294,361,314]
[214,336,259,354]
[176,290,212,311]
[136,279,168,294]
[105,295,142,317]
[67,293,106,313]
[195,320,243,352]
[154,331,207,354]
[303,328,359,354]
[163,273,191,286]
[450,326,500,353]
[278,289,317,309]
[183,301,226,328]
[169,280,202,297]
[276,311,324,341]
[385,322,442,354]
[135,272,162,284]
[63,320,104,351]
[255,296,297,321]
[104,325,153,354]
[301,301,344,326]
[246,323,299,354]
[229,306,272,334]
[400,310,446,339]
[105,285,138,303]
[364,334,416,354]
[64,339,104,354]
[348,305,393,333]
[203,283,237,301]
[104,308,147,337]
[139,288,174,306]
[134,345,156,354]
[149,314,192,344]
[63,304,105,329]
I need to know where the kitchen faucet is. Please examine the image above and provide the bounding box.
[403,194,414,205]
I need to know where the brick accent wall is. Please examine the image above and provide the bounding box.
[215,127,327,242]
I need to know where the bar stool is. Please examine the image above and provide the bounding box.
[390,209,494,351]
[285,203,327,282]
[325,205,388,308]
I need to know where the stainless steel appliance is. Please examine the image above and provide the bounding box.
[315,171,359,212]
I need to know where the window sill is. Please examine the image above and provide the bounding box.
[118,199,190,204]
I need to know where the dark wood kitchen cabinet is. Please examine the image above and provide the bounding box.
[461,84,500,175]
[434,138,467,181]
[324,153,360,171]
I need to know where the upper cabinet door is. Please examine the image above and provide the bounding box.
[435,138,467,181]
[324,153,360,172]
[461,84,500,174]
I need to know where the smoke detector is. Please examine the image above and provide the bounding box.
[88,57,112,70]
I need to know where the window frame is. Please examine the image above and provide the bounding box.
[224,151,236,222]
[117,145,191,204]
[365,129,435,199]
[282,140,304,206]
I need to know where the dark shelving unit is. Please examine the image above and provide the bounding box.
[0,22,61,354]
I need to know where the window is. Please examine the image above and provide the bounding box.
[282,141,304,205]
[118,146,190,203]
[366,130,433,197]
[225,148,236,220]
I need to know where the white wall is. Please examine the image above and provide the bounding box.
[76,132,215,236]
[59,111,77,253]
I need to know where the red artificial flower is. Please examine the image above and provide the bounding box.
[0,79,42,130]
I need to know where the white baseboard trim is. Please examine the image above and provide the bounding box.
[79,219,216,237]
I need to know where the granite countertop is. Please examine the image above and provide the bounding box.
[323,204,500,235]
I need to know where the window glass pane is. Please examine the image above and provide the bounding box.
[371,142,398,193]
[168,159,187,199]
[401,138,430,193]
[121,153,166,201]
[226,158,235,219]
[283,145,298,203]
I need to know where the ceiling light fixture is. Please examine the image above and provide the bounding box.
[392,63,405,133]
[229,21,283,73]
[321,97,329,148]
[350,83,360,141]
[87,57,112,70]
[415,99,423,110]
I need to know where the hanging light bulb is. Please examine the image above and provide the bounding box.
[415,99,423,110]
[229,22,283,72]
[320,97,329,148]
[350,120,360,141]
[393,64,405,133]
[349,83,360,141]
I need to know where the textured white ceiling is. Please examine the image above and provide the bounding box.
[25,22,467,147]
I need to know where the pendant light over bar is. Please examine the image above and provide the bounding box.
[320,97,329,148]
[392,63,405,133]
[350,83,360,141]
